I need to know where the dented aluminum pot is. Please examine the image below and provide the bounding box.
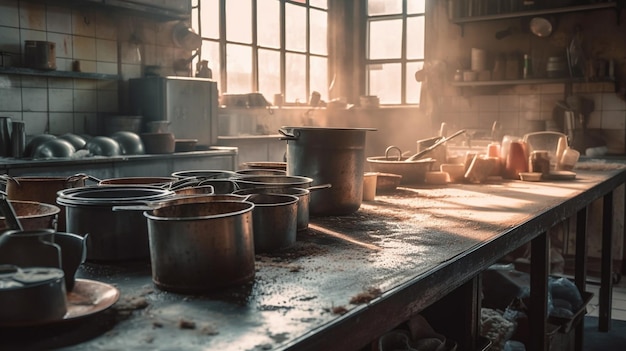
[279,126,376,216]
[144,201,256,293]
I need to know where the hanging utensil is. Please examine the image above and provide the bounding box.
[405,129,466,162]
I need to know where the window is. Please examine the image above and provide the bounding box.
[192,0,328,105]
[366,0,425,105]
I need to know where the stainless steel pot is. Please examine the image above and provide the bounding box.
[56,186,175,261]
[279,127,376,216]
[233,175,313,190]
[144,201,255,293]
[233,187,310,231]
[247,193,299,253]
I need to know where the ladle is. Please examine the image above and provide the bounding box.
[405,129,466,162]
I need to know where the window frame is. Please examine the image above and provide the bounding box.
[364,0,425,105]
[192,0,329,105]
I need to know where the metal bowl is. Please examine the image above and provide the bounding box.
[85,136,121,157]
[32,139,76,159]
[110,131,145,155]
[366,157,435,184]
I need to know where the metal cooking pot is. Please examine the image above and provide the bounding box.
[144,201,255,293]
[247,194,299,253]
[0,266,67,326]
[279,126,376,216]
[233,175,314,190]
[0,174,87,231]
[233,187,310,231]
[0,200,60,231]
[171,169,237,180]
[56,185,175,261]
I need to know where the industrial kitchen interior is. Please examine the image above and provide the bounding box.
[0,0,625,350]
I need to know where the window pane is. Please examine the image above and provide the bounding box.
[406,16,425,60]
[407,0,426,14]
[226,0,252,44]
[285,3,306,52]
[368,0,402,16]
[309,0,327,9]
[285,52,306,103]
[310,55,327,101]
[406,61,423,104]
[258,49,281,100]
[226,44,252,93]
[198,0,219,39]
[200,40,221,88]
[257,0,280,48]
[368,19,402,59]
[309,8,327,55]
[367,63,401,104]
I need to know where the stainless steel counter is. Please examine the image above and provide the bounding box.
[0,147,239,178]
[2,167,625,351]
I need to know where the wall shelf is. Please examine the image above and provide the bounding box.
[451,2,618,24]
[451,77,585,87]
[0,67,119,80]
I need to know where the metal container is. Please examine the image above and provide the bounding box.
[233,187,310,231]
[366,157,435,184]
[56,186,175,261]
[1,174,87,231]
[279,127,375,216]
[0,200,60,231]
[144,201,255,293]
[233,175,313,190]
[247,194,299,253]
[24,40,56,70]
[0,266,67,326]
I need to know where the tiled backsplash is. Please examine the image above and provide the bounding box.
[0,0,186,138]
[438,82,626,154]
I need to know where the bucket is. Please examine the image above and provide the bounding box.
[279,126,376,216]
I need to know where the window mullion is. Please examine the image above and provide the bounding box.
[401,0,408,105]
[252,0,258,92]
[219,0,227,94]
[280,0,286,97]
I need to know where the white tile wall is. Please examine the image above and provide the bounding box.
[0,1,183,138]
[440,82,626,153]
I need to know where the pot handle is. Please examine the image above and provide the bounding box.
[307,183,332,192]
[0,174,17,187]
[72,173,102,184]
[67,173,95,183]
[385,146,403,161]
[278,128,298,141]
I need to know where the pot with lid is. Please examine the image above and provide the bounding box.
[57,185,175,261]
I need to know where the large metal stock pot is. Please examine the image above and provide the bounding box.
[279,126,375,216]
[56,185,175,261]
[144,200,256,293]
